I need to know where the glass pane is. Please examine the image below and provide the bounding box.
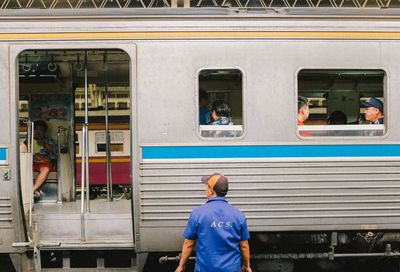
[200,125,243,138]
[298,125,384,137]
[199,69,243,138]
[96,143,124,153]
[298,69,385,137]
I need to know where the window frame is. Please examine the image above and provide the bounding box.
[196,67,246,140]
[94,131,125,154]
[295,67,388,140]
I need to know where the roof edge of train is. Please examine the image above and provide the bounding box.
[1,7,400,20]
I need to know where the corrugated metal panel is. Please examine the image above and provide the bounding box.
[139,160,400,230]
[0,196,13,228]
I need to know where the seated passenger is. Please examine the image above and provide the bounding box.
[297,96,309,126]
[32,120,57,200]
[328,111,347,125]
[298,96,310,137]
[209,102,233,126]
[20,141,28,153]
[360,97,384,124]
[199,91,211,125]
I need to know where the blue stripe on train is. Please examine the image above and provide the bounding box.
[0,147,6,161]
[142,145,400,160]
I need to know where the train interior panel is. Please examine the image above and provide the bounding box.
[17,49,134,248]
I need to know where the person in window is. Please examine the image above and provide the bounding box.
[327,111,348,136]
[298,96,311,137]
[199,91,211,125]
[297,96,310,126]
[32,120,57,200]
[360,97,384,124]
[328,111,347,125]
[209,101,233,125]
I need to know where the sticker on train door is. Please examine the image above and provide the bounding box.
[0,146,7,165]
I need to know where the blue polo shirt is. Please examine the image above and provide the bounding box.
[183,197,250,272]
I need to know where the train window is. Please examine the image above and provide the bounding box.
[297,69,385,137]
[75,142,80,155]
[198,69,243,138]
[96,143,124,152]
[108,103,116,110]
[118,102,128,109]
[95,131,124,153]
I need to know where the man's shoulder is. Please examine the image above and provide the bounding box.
[191,203,208,215]
[229,203,246,216]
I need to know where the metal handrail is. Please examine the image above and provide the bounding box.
[84,51,90,213]
[80,123,87,242]
[56,126,68,204]
[104,59,113,202]
[81,51,89,242]
[25,121,34,228]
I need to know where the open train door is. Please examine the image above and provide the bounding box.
[73,49,134,254]
[15,47,137,270]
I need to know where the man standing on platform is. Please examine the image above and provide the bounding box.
[175,173,252,272]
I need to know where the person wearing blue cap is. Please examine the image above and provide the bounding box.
[360,97,384,124]
[175,173,251,272]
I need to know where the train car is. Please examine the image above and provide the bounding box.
[74,124,131,188]
[2,5,400,271]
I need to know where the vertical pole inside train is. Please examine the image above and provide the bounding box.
[104,51,113,202]
[84,51,90,212]
[80,123,86,242]
[28,121,34,228]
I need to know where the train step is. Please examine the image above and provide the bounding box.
[35,182,58,203]
[31,200,133,245]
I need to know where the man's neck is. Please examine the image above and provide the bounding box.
[207,194,218,200]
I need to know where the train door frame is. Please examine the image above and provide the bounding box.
[10,42,139,250]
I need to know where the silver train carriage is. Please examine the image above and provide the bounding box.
[1,7,400,271]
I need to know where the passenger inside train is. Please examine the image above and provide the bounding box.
[209,101,233,126]
[360,97,384,124]
[198,68,243,137]
[327,111,347,125]
[297,96,311,137]
[297,96,310,126]
[32,120,57,200]
[18,49,131,204]
[297,69,385,137]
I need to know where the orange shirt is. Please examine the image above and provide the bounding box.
[298,120,311,136]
